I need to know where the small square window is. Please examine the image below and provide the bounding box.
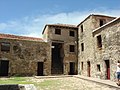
[1,42,10,52]
[69,31,75,37]
[69,45,75,52]
[55,29,61,35]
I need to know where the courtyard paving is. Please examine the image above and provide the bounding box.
[0,76,120,90]
[33,76,119,90]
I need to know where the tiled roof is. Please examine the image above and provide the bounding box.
[77,14,116,27]
[0,33,43,42]
[46,24,77,28]
[42,23,78,34]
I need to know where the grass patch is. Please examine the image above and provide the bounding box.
[36,79,61,89]
[0,77,33,84]
[0,77,62,89]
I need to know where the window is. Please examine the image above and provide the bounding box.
[97,35,102,48]
[55,29,61,35]
[69,31,75,37]
[99,19,106,26]
[81,25,83,32]
[1,42,10,52]
[81,43,84,51]
[97,64,101,72]
[81,62,83,70]
[69,45,75,52]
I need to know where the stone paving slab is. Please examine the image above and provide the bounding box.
[35,75,120,90]
[35,75,73,79]
[74,75,120,89]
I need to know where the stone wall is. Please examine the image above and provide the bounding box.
[93,18,120,80]
[78,15,115,77]
[78,16,95,76]
[43,25,78,75]
[0,38,51,76]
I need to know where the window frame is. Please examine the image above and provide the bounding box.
[1,42,10,52]
[69,45,75,52]
[55,28,61,35]
[81,62,84,70]
[99,19,106,26]
[81,25,83,33]
[97,64,101,72]
[97,35,102,49]
[69,30,75,37]
[81,43,84,51]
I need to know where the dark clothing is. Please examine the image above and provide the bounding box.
[117,72,120,79]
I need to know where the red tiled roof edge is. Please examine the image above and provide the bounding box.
[0,33,43,42]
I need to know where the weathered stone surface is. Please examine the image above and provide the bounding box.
[43,24,78,75]
[0,39,51,76]
[93,18,120,80]
[78,14,117,80]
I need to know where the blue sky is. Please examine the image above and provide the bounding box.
[0,0,120,38]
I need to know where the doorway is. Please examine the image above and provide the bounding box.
[104,60,110,79]
[37,62,44,76]
[0,60,9,76]
[51,42,63,74]
[69,62,75,75]
[87,61,91,77]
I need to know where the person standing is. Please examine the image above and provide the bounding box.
[116,60,120,86]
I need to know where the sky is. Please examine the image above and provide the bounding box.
[0,0,120,38]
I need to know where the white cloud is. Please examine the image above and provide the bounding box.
[0,9,119,38]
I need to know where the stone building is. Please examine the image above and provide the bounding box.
[78,14,120,80]
[92,17,120,80]
[42,24,78,75]
[0,14,119,81]
[0,34,51,76]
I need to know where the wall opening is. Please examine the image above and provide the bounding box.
[51,42,63,74]
[99,19,106,26]
[97,35,102,49]
[81,25,83,32]
[81,43,84,51]
[69,31,75,37]
[55,29,61,35]
[104,60,110,79]
[69,45,75,52]
[81,62,83,70]
[87,61,91,77]
[1,42,10,52]
[37,62,44,76]
[97,64,101,72]
[0,60,9,76]
[69,62,76,75]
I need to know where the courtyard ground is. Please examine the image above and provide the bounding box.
[0,76,120,90]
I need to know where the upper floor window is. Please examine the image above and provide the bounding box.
[81,25,83,32]
[97,35,102,49]
[55,29,61,35]
[81,43,84,51]
[99,19,106,26]
[1,42,10,52]
[69,31,75,37]
[69,45,75,52]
